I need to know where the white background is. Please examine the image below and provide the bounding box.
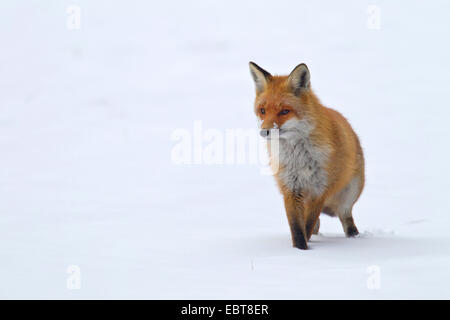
[1,0,449,299]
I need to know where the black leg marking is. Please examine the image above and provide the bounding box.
[346,225,359,237]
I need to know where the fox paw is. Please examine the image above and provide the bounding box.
[346,226,359,238]
[293,241,308,250]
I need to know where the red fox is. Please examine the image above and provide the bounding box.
[249,62,365,250]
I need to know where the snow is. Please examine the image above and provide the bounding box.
[1,0,450,299]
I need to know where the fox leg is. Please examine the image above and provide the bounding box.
[305,198,325,240]
[323,203,359,237]
[335,177,362,237]
[283,192,308,250]
[312,218,320,235]
[338,209,359,237]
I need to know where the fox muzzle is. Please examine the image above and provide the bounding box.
[260,129,270,137]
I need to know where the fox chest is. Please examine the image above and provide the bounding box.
[275,138,329,196]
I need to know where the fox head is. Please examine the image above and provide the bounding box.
[249,62,314,139]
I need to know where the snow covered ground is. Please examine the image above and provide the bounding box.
[1,0,450,299]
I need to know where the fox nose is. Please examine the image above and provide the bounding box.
[260,129,270,137]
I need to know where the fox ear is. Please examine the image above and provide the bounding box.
[288,63,310,95]
[249,62,272,94]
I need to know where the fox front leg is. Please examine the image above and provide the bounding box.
[283,192,308,250]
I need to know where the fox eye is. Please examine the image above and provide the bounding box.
[280,109,290,115]
[260,108,266,115]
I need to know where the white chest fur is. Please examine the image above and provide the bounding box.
[271,119,329,196]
